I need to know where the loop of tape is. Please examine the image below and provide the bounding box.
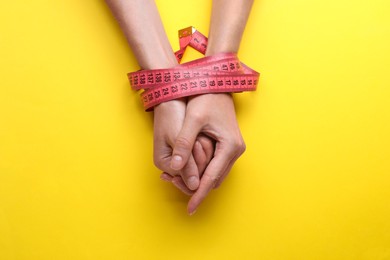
[127,26,260,111]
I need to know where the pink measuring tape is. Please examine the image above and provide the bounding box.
[128,26,260,111]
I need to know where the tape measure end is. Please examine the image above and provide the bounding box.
[178,26,196,38]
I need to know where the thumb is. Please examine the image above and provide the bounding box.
[171,115,202,171]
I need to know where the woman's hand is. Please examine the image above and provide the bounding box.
[170,93,246,214]
[153,99,215,192]
[160,134,215,195]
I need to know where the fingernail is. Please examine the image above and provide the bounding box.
[187,176,199,190]
[171,155,182,170]
[189,209,197,216]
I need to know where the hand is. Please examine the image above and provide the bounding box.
[153,99,214,192]
[160,134,215,195]
[170,93,246,214]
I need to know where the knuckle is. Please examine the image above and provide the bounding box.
[239,140,246,155]
[188,111,204,125]
[175,136,192,150]
[205,174,221,184]
[226,137,246,156]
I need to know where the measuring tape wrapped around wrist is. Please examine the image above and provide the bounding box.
[127,26,260,111]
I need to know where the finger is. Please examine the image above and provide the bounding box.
[187,146,237,215]
[156,142,204,190]
[196,134,215,164]
[212,143,246,189]
[170,115,203,171]
[153,140,181,176]
[179,154,201,190]
[155,151,199,190]
[160,172,174,182]
[155,157,181,177]
[192,140,207,176]
[160,172,194,196]
[171,176,195,196]
[154,147,183,177]
[213,154,237,189]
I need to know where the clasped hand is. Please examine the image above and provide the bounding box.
[153,93,245,215]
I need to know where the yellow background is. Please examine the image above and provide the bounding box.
[1,0,390,259]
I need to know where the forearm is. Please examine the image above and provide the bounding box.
[105,0,177,69]
[206,0,254,56]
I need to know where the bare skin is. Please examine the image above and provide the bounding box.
[105,0,254,214]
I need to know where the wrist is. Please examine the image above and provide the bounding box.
[205,43,238,57]
[139,49,178,70]
[154,98,186,112]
